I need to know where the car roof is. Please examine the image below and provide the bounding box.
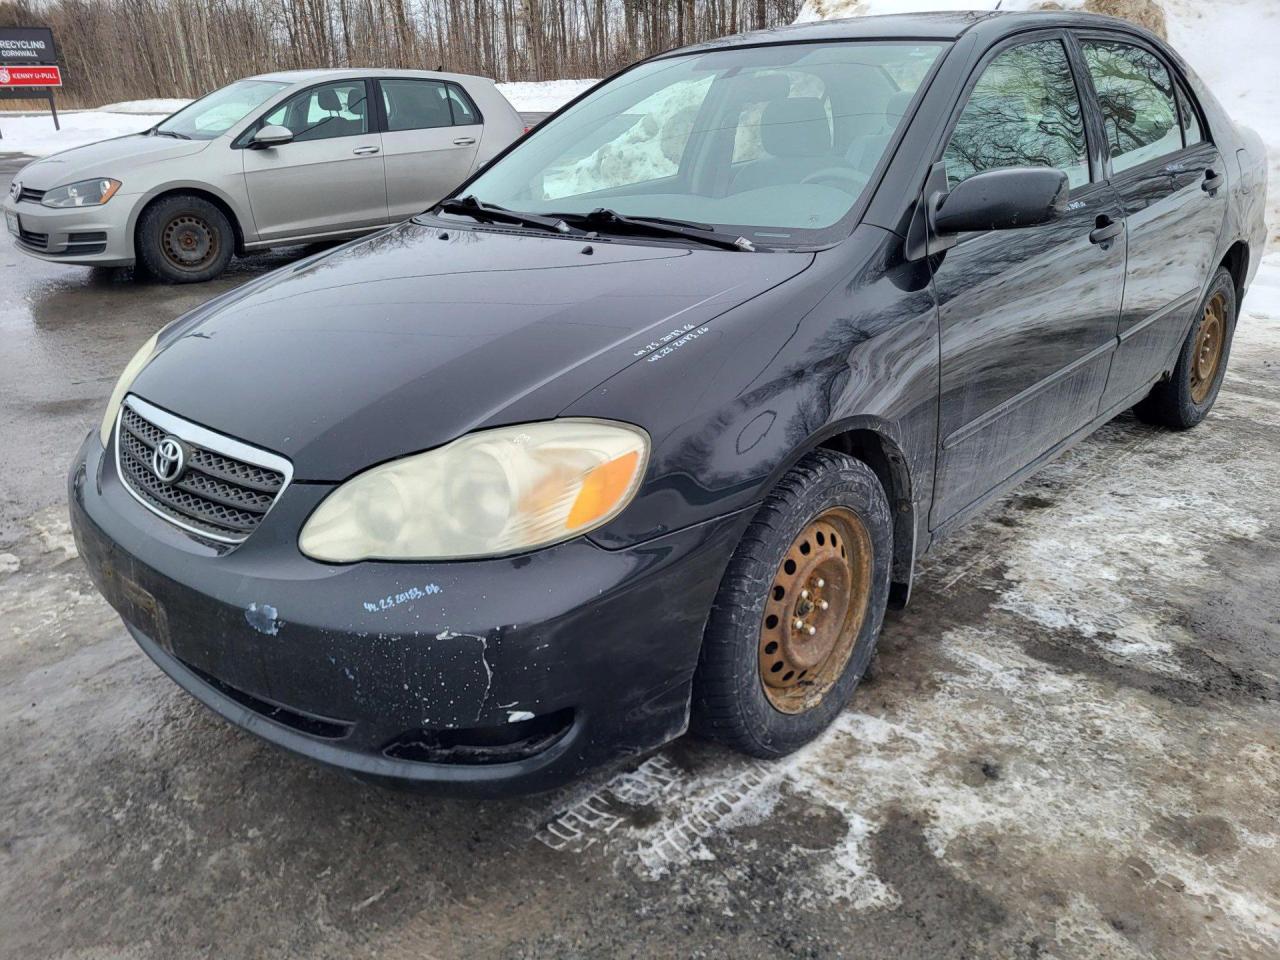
[246,67,489,86]
[670,9,1162,53]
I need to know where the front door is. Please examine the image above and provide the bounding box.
[378,78,483,222]
[1078,37,1230,410]
[929,35,1127,526]
[241,79,388,241]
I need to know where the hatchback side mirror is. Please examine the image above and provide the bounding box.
[251,124,295,148]
[932,167,1070,234]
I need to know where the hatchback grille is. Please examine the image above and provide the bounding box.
[115,397,290,544]
[18,186,45,203]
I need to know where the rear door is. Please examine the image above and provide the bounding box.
[929,34,1127,526]
[377,78,483,222]
[1077,35,1230,409]
[240,79,388,241]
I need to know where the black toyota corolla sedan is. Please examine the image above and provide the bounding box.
[70,11,1266,795]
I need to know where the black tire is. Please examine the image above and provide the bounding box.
[1134,267,1237,429]
[135,194,234,283]
[691,449,892,758]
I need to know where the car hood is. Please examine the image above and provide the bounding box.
[16,134,210,190]
[132,220,814,481]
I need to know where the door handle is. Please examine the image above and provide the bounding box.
[452,137,476,146]
[352,145,380,155]
[1202,169,1224,194]
[1089,215,1124,246]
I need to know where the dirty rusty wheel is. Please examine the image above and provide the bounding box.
[136,193,234,283]
[692,449,892,758]
[1189,291,1227,405]
[1135,266,1237,430]
[758,507,872,715]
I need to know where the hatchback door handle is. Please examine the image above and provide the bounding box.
[353,145,380,155]
[1202,169,1224,193]
[1089,215,1124,245]
[453,137,476,146]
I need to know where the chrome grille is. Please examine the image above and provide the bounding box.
[18,186,45,204]
[115,396,290,544]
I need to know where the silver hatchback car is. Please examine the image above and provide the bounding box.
[3,68,525,281]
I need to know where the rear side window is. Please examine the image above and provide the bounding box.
[1082,40,1182,172]
[447,84,480,125]
[382,79,482,131]
[1176,83,1203,145]
[943,40,1090,190]
[382,79,453,131]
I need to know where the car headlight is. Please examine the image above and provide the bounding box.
[42,178,121,208]
[99,331,160,446]
[299,419,650,562]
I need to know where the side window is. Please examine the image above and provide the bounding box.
[382,79,452,132]
[1176,82,1203,145]
[446,84,480,125]
[943,40,1090,190]
[1082,40,1182,172]
[261,81,369,142]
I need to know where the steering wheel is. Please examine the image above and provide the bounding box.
[800,167,870,194]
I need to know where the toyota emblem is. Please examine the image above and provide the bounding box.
[151,436,186,484]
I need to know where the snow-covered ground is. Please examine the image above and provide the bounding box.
[0,79,597,158]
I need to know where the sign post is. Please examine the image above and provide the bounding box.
[0,27,61,139]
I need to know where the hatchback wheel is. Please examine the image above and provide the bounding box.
[1135,266,1237,429]
[692,449,892,757]
[136,194,234,283]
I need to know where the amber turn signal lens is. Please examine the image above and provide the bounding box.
[567,450,640,529]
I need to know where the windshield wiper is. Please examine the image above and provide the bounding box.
[554,208,756,252]
[435,195,570,234]
[152,129,191,140]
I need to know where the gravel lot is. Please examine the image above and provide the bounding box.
[2,154,1278,960]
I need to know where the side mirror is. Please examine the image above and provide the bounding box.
[932,167,1070,234]
[251,124,294,148]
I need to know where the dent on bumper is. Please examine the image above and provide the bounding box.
[69,433,753,795]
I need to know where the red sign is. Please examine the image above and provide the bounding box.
[0,65,62,87]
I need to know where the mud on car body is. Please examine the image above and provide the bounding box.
[70,10,1267,795]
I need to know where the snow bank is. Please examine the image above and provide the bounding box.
[496,78,597,112]
[0,111,164,157]
[795,0,1082,21]
[95,98,192,115]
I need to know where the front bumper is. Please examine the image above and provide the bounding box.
[3,194,136,265]
[69,431,752,796]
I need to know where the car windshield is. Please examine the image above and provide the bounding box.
[155,79,288,140]
[460,41,946,247]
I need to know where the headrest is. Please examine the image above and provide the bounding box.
[317,88,342,112]
[761,97,831,158]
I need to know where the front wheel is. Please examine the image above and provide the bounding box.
[691,449,892,758]
[1134,267,1237,429]
[136,194,234,283]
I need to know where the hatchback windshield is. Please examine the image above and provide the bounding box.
[155,79,288,140]
[462,41,945,247]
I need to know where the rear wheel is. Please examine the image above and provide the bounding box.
[1135,267,1237,429]
[136,194,234,283]
[691,450,892,758]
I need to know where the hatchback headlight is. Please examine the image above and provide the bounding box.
[299,420,650,562]
[42,178,121,208]
[99,331,160,446]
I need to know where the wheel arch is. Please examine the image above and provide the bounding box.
[1219,239,1249,303]
[130,185,249,258]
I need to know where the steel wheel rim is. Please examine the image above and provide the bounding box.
[758,506,872,715]
[162,214,217,269]
[1190,292,1227,404]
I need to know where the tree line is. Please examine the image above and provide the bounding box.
[0,0,802,107]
